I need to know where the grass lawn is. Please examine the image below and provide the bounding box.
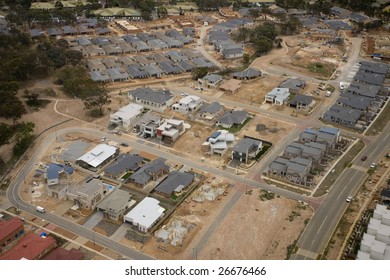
[221,117,252,134]
[121,172,133,180]
[365,100,390,136]
[313,140,365,197]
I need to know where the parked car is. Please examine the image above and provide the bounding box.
[370,162,377,169]
[346,196,352,203]
[120,143,129,147]
[361,156,367,161]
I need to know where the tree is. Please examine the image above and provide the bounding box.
[64,49,84,66]
[141,10,152,21]
[191,67,208,80]
[248,8,261,19]
[251,36,273,55]
[157,6,168,18]
[12,122,35,157]
[0,82,26,123]
[84,90,110,116]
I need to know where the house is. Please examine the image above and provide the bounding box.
[109,103,144,129]
[268,156,312,185]
[132,112,163,137]
[45,163,74,186]
[96,189,132,221]
[87,59,106,72]
[130,158,169,187]
[336,92,373,111]
[347,82,381,98]
[67,178,109,210]
[322,105,362,128]
[42,248,84,260]
[102,44,123,55]
[154,171,195,198]
[0,233,56,260]
[199,102,224,120]
[0,217,24,254]
[131,40,152,52]
[101,58,121,69]
[128,88,174,112]
[265,88,290,106]
[76,144,119,170]
[381,188,390,204]
[219,79,242,93]
[123,197,165,233]
[359,61,389,75]
[90,71,110,82]
[143,64,163,78]
[222,48,244,59]
[279,78,306,93]
[104,154,144,179]
[232,68,261,80]
[289,95,314,110]
[284,141,323,163]
[217,110,248,129]
[299,127,339,149]
[84,45,105,57]
[107,68,130,82]
[126,65,150,79]
[156,119,184,144]
[198,74,223,88]
[202,130,235,156]
[354,71,385,86]
[172,95,203,114]
[232,137,262,164]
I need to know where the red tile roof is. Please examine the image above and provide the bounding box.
[0,232,56,260]
[0,217,23,241]
[42,247,84,260]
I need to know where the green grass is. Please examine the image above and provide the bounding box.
[307,62,335,78]
[222,117,252,134]
[313,140,365,197]
[121,172,133,180]
[255,142,272,160]
[365,100,390,136]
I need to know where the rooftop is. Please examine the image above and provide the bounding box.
[154,171,195,196]
[124,197,164,229]
[77,144,118,168]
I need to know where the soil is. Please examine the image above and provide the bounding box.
[198,191,313,260]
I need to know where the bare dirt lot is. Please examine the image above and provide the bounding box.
[237,115,294,145]
[198,191,312,259]
[223,76,285,104]
[119,178,312,260]
[271,37,343,80]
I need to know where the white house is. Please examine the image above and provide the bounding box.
[76,144,119,170]
[172,95,202,114]
[124,197,165,233]
[109,103,144,129]
[202,130,235,156]
[265,87,290,105]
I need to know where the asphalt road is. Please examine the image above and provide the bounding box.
[6,129,153,260]
[292,123,390,259]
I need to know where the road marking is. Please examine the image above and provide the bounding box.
[350,165,368,172]
[317,216,328,235]
[296,248,317,259]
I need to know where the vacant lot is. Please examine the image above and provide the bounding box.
[223,76,285,105]
[198,190,312,259]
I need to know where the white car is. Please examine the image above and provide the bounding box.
[370,162,377,169]
[181,93,188,96]
[346,196,352,203]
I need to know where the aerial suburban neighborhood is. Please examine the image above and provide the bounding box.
[0,0,390,263]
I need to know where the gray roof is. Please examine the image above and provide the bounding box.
[232,68,261,79]
[130,158,168,185]
[354,70,385,85]
[96,189,132,213]
[126,65,149,78]
[191,57,214,68]
[154,171,195,196]
[218,110,248,126]
[305,141,327,152]
[323,19,352,30]
[131,40,151,51]
[202,74,222,83]
[289,94,313,106]
[129,88,174,104]
[348,82,380,98]
[279,78,306,90]
[177,60,194,72]
[233,137,261,154]
[359,61,389,75]
[90,71,110,82]
[323,105,362,124]
[107,68,129,80]
[337,92,373,110]
[200,102,223,114]
[92,37,111,46]
[143,64,163,76]
[104,154,144,177]
[222,48,244,57]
